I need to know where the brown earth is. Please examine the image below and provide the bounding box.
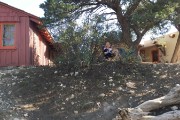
[0,62,180,120]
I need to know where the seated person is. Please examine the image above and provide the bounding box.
[103,42,114,59]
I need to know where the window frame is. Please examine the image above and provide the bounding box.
[0,23,16,50]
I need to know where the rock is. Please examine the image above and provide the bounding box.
[26,75,30,78]
[70,72,74,76]
[126,82,136,89]
[64,74,68,77]
[70,94,75,99]
[97,102,101,108]
[8,91,12,95]
[14,118,20,120]
[65,98,69,101]
[99,93,106,97]
[109,79,113,82]
[103,102,114,112]
[153,64,157,67]
[75,72,79,76]
[171,106,178,111]
[74,111,78,114]
[127,90,135,94]
[117,87,123,91]
[12,82,16,86]
[24,113,28,117]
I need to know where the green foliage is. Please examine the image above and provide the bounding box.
[54,18,106,70]
[103,31,122,44]
[169,0,180,29]
[119,47,141,63]
[40,0,179,65]
[54,23,87,69]
[40,0,179,46]
[40,0,78,26]
[131,0,178,30]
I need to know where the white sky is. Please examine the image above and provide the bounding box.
[0,0,45,17]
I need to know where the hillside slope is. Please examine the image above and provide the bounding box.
[0,62,180,120]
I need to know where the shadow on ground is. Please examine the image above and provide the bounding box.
[0,62,180,120]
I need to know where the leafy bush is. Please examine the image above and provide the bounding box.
[119,47,142,63]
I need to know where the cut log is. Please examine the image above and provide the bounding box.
[137,85,180,112]
[117,85,180,120]
[142,110,180,120]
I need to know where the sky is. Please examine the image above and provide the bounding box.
[0,0,45,17]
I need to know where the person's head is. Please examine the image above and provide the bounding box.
[105,42,111,48]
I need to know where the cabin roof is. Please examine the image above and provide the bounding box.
[0,2,54,44]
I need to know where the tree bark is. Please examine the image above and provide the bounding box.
[116,85,180,120]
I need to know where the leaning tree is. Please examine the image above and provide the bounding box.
[40,0,179,52]
[171,5,180,63]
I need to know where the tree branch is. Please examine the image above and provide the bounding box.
[124,0,142,17]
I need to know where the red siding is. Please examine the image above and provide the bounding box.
[18,17,30,66]
[0,3,53,67]
[0,5,21,66]
[29,21,51,66]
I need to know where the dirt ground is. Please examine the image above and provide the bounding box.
[0,62,180,120]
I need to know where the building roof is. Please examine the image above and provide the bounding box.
[0,2,54,44]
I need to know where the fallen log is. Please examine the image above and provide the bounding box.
[117,85,180,120]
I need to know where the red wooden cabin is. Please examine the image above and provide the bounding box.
[0,2,54,67]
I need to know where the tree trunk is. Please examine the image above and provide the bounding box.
[171,24,180,63]
[113,3,143,54]
[116,85,180,120]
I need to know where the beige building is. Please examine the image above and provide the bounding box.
[140,31,179,63]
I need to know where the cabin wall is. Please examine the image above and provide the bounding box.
[141,46,158,62]
[141,32,179,63]
[29,22,51,66]
[18,17,31,66]
[159,32,179,62]
[0,5,31,66]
